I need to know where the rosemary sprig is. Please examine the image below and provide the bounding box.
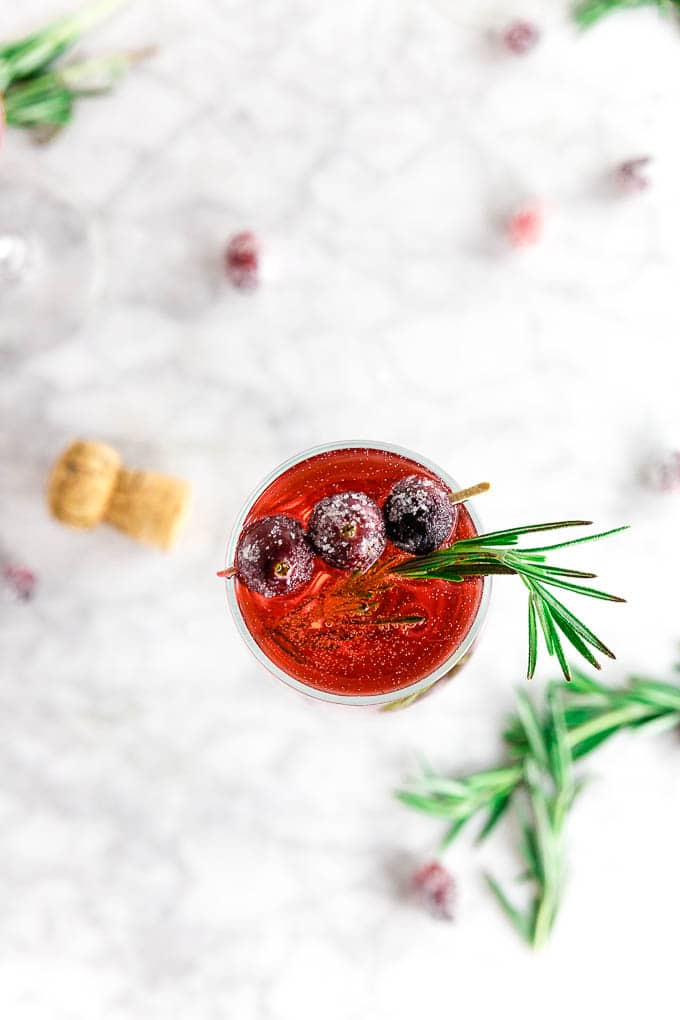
[0,0,130,90]
[397,671,680,946]
[0,0,147,133]
[398,672,680,838]
[3,49,152,129]
[394,521,628,684]
[573,0,680,27]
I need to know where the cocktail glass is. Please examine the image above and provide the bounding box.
[224,441,491,708]
[0,171,98,354]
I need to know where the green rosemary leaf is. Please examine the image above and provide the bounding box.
[625,679,680,712]
[535,584,615,659]
[394,549,500,573]
[524,760,563,947]
[484,874,532,943]
[503,717,527,751]
[518,815,542,881]
[568,701,657,746]
[455,520,593,548]
[628,709,680,734]
[527,594,538,680]
[574,0,676,29]
[464,766,522,790]
[410,569,464,582]
[564,672,609,696]
[527,565,598,579]
[548,609,602,671]
[569,725,622,759]
[521,525,630,555]
[547,688,575,828]
[476,793,513,843]
[408,776,470,798]
[0,0,130,91]
[512,565,626,603]
[516,690,550,770]
[562,705,603,730]
[547,611,573,683]
[395,791,458,817]
[525,580,555,657]
[3,80,73,126]
[627,712,680,735]
[439,816,470,851]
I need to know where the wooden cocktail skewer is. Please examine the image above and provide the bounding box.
[449,481,490,504]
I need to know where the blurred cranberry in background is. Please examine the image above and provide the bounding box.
[616,156,652,194]
[2,562,37,603]
[641,450,680,493]
[410,861,456,921]
[506,203,543,247]
[502,20,541,55]
[224,230,260,289]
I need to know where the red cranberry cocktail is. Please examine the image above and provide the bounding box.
[225,442,490,707]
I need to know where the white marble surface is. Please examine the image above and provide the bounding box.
[2,1,680,1016]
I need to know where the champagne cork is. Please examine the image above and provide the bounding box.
[104,468,190,550]
[48,440,190,550]
[47,440,121,529]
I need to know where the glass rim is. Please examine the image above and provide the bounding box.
[225,440,491,707]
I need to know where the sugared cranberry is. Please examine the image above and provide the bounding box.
[411,861,455,921]
[384,475,456,556]
[502,20,540,55]
[308,491,385,572]
[236,515,314,597]
[506,203,543,247]
[2,563,36,602]
[616,157,652,194]
[225,231,259,289]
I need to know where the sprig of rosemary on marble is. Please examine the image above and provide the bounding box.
[0,0,149,133]
[574,0,680,27]
[2,49,152,131]
[398,670,680,947]
[394,521,628,684]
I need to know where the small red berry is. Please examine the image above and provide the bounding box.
[308,491,385,572]
[616,157,652,194]
[411,861,455,921]
[236,515,314,597]
[506,203,543,248]
[502,21,540,55]
[225,231,260,289]
[642,451,680,493]
[2,563,36,602]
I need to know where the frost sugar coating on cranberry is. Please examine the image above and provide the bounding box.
[236,515,314,597]
[308,491,386,572]
[384,475,456,555]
